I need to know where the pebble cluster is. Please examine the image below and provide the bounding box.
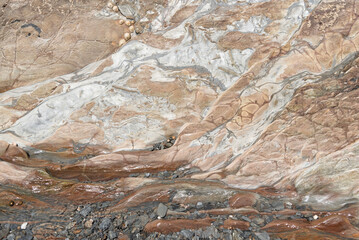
[152,136,176,151]
[106,1,142,48]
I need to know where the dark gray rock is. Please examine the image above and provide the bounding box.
[241,216,251,222]
[125,214,138,226]
[6,234,15,240]
[24,229,33,240]
[108,230,117,239]
[138,214,149,226]
[243,231,251,238]
[232,230,244,240]
[157,203,168,218]
[9,224,17,231]
[99,217,111,231]
[0,229,9,239]
[254,232,270,240]
[80,205,92,217]
[202,226,219,238]
[180,229,193,239]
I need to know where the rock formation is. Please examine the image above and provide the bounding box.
[1,0,359,239]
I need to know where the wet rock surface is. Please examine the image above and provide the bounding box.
[1,0,359,238]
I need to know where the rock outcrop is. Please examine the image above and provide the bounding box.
[1,0,359,238]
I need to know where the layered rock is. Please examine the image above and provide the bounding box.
[1,0,359,238]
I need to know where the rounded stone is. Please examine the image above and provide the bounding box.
[118,19,124,25]
[129,25,134,33]
[107,2,113,8]
[125,20,132,26]
[119,39,126,47]
[113,6,119,12]
[124,33,131,41]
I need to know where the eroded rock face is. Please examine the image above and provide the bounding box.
[1,0,359,238]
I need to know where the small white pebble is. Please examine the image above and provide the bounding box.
[119,39,126,47]
[21,222,28,230]
[107,2,113,8]
[118,19,124,25]
[124,33,131,41]
[129,25,134,33]
[113,6,119,12]
[125,20,131,26]
[313,215,319,220]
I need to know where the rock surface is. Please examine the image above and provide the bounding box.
[1,0,359,238]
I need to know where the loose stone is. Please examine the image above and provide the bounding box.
[124,33,131,41]
[80,205,92,217]
[84,219,93,229]
[196,202,203,209]
[129,25,134,33]
[254,232,270,240]
[119,39,126,47]
[20,222,28,230]
[157,203,168,218]
[6,234,15,240]
[113,6,119,12]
